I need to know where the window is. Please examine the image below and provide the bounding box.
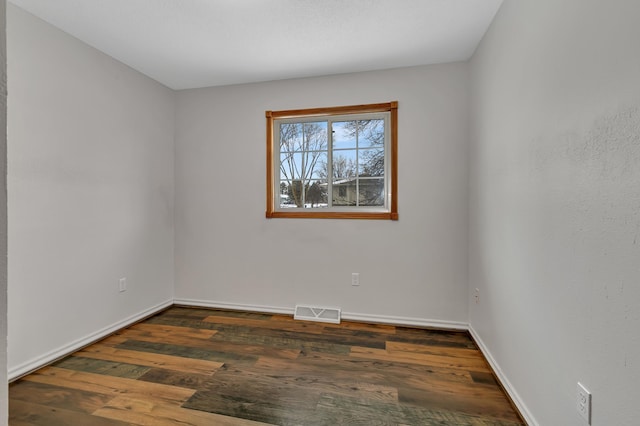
[266,102,398,220]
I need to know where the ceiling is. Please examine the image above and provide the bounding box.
[9,0,503,90]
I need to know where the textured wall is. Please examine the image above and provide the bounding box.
[7,5,175,377]
[469,1,640,424]
[175,64,470,325]
[0,0,6,423]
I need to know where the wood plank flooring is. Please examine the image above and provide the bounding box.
[9,307,525,425]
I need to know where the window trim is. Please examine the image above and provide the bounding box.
[266,101,398,220]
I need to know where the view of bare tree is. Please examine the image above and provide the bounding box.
[279,118,385,208]
[319,154,357,180]
[279,122,327,207]
[342,119,384,177]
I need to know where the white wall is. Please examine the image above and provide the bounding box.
[469,1,640,425]
[0,0,6,423]
[7,5,175,378]
[175,64,470,326]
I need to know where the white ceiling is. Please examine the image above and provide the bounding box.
[9,0,503,90]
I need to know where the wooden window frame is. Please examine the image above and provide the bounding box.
[266,101,398,220]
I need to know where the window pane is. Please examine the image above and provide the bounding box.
[332,150,357,179]
[278,180,297,208]
[280,179,328,209]
[281,122,327,152]
[332,179,356,206]
[280,152,305,181]
[281,179,304,208]
[280,123,302,152]
[332,121,357,149]
[280,164,328,207]
[358,148,384,177]
[310,152,328,180]
[358,178,384,206]
[281,151,327,179]
[305,180,328,208]
[301,121,328,152]
[358,119,385,147]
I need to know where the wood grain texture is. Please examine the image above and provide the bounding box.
[10,306,524,425]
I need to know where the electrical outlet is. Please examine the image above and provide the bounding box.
[119,277,127,293]
[351,273,360,286]
[474,288,480,304]
[577,382,591,423]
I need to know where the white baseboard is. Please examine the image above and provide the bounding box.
[468,325,537,426]
[342,311,468,330]
[173,298,295,315]
[173,298,467,330]
[8,299,173,381]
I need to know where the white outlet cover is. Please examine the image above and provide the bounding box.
[577,382,591,423]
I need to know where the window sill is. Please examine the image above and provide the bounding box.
[266,211,398,220]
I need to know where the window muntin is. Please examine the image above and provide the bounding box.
[266,102,398,220]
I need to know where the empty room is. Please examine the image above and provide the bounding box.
[2,0,639,425]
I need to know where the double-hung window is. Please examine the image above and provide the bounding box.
[266,102,398,220]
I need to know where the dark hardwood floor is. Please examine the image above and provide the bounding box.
[9,306,525,425]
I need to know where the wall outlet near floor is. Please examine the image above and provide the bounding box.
[577,382,591,423]
[474,288,480,304]
[119,277,127,293]
[351,273,360,286]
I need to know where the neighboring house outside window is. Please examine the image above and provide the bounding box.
[266,102,398,220]
[331,178,384,206]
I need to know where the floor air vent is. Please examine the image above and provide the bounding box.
[294,305,341,324]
